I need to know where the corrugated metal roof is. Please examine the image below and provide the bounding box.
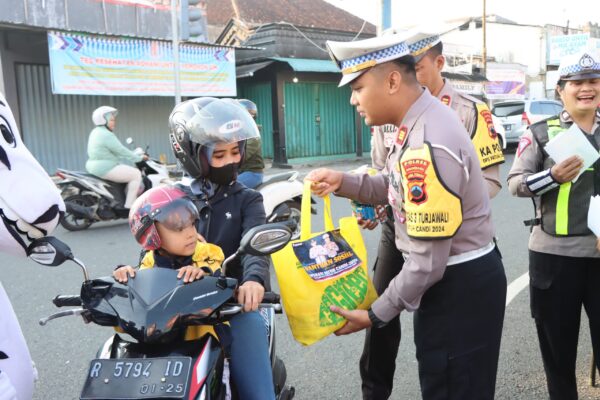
[236,60,274,78]
[271,57,340,73]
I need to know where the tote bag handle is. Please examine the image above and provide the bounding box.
[300,180,335,241]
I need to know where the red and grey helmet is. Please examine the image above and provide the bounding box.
[128,186,199,251]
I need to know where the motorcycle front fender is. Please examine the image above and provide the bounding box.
[260,180,303,217]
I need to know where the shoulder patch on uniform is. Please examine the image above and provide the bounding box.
[517,137,531,157]
[479,108,498,139]
[401,158,430,205]
[440,94,451,106]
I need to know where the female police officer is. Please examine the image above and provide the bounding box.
[507,49,600,399]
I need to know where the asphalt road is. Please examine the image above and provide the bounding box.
[3,152,600,399]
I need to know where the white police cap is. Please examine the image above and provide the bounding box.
[402,23,464,61]
[558,49,600,81]
[326,32,411,87]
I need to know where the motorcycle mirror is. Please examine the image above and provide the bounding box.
[125,137,133,145]
[27,236,74,266]
[239,223,292,256]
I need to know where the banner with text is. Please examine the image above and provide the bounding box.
[48,31,235,96]
[485,66,526,100]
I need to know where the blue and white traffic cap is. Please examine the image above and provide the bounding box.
[558,49,600,81]
[326,32,412,87]
[403,23,464,61]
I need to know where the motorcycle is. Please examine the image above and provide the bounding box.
[28,223,295,400]
[56,140,173,231]
[258,171,315,240]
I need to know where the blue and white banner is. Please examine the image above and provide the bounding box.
[48,31,236,96]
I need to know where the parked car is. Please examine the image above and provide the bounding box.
[491,114,507,150]
[491,99,563,145]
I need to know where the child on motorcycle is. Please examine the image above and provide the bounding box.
[168,97,276,400]
[113,185,224,284]
[113,182,275,400]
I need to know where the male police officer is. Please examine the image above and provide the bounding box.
[359,125,406,400]
[306,32,507,399]
[372,28,504,198]
[360,28,506,399]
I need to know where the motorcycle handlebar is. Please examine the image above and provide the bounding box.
[262,292,281,304]
[53,295,82,307]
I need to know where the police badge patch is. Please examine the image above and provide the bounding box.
[479,109,498,139]
[396,125,408,147]
[441,95,451,106]
[401,158,430,205]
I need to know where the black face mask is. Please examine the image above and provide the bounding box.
[208,163,238,186]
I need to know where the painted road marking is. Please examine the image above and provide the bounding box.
[506,272,529,306]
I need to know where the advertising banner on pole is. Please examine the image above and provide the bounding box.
[48,31,236,96]
[485,65,527,100]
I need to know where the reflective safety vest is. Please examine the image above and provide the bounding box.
[398,124,463,239]
[470,102,505,169]
[531,117,600,236]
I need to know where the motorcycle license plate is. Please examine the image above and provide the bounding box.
[80,357,191,399]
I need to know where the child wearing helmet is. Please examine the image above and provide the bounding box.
[113,185,224,285]
[168,97,275,400]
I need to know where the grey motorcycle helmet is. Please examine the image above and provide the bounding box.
[168,97,260,179]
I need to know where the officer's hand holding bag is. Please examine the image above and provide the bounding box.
[270,180,378,346]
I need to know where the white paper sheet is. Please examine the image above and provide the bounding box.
[588,195,600,237]
[544,124,600,182]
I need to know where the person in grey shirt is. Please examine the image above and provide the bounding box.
[307,31,506,399]
[506,49,600,399]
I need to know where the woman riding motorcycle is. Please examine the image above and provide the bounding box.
[169,97,275,400]
[85,106,147,214]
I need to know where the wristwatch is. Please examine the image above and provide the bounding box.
[368,308,387,329]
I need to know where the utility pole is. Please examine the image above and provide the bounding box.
[380,0,392,34]
[171,0,182,105]
[482,0,487,77]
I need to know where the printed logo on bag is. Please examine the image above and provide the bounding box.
[292,230,361,282]
[480,109,497,139]
[402,158,430,205]
[318,267,370,327]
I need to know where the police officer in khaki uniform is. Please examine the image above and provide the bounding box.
[359,29,505,399]
[306,32,507,400]
[358,125,406,400]
[507,49,600,399]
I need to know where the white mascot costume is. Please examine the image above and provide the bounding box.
[0,93,64,399]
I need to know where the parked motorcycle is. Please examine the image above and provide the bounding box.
[258,171,315,240]
[56,141,172,231]
[28,223,295,400]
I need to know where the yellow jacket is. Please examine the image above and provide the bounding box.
[139,241,224,273]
